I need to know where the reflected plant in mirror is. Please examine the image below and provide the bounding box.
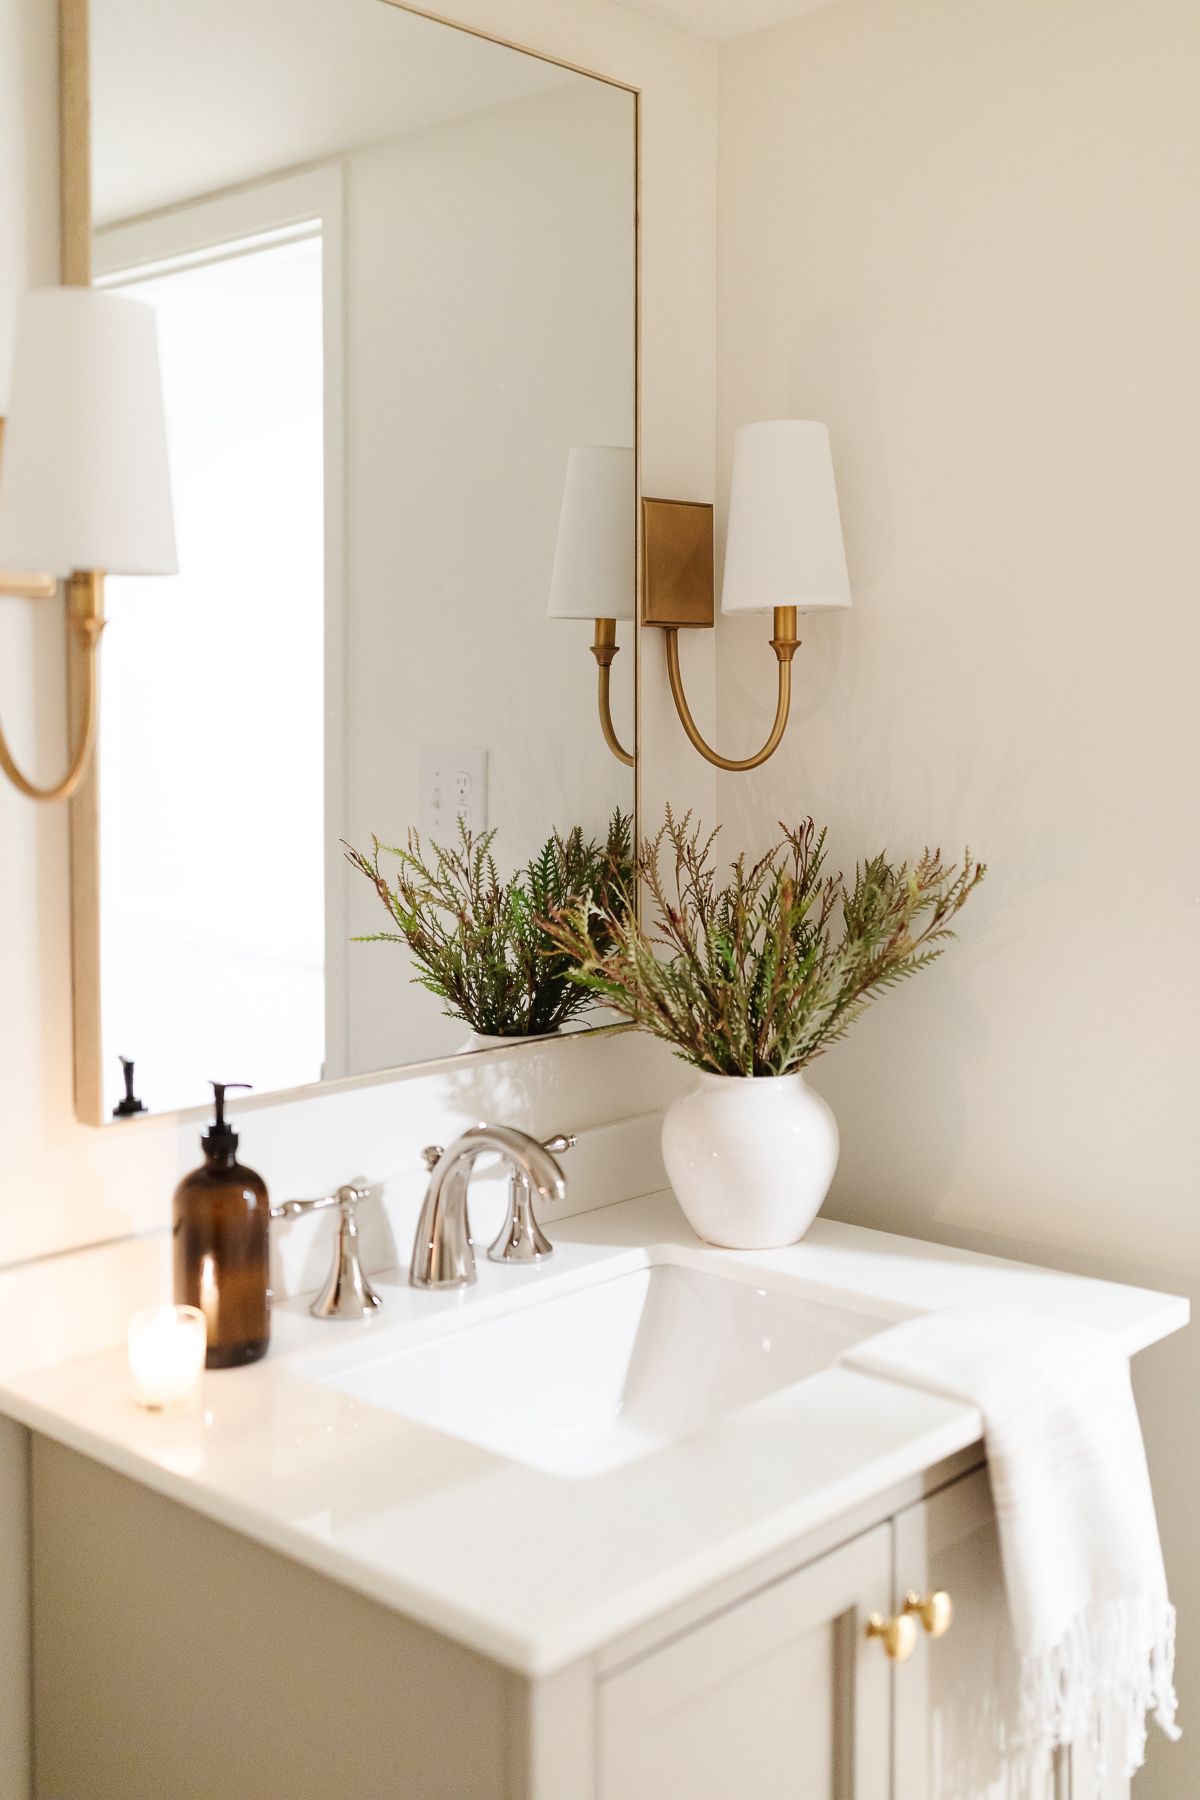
[345,814,632,1048]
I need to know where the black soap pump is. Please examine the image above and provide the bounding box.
[113,1056,147,1119]
[173,1082,271,1368]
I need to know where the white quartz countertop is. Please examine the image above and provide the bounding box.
[0,1194,1186,1676]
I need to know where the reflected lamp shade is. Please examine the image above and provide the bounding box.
[0,286,177,578]
[547,445,635,621]
[720,420,850,616]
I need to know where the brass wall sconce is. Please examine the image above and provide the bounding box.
[548,445,635,768]
[0,287,176,804]
[642,420,851,773]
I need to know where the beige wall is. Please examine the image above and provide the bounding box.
[716,2,1200,1788]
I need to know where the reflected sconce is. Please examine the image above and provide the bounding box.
[0,287,177,803]
[548,445,635,768]
[642,419,851,772]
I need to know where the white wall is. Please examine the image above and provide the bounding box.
[716,2,1200,1789]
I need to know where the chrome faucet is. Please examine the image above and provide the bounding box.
[410,1125,569,1290]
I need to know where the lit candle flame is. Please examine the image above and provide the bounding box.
[199,1253,219,1341]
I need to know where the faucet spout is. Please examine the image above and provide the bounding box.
[409,1124,567,1290]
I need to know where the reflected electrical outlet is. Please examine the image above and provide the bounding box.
[419,745,489,841]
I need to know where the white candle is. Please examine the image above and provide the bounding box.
[127,1304,207,1410]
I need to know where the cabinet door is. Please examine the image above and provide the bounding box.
[597,1523,892,1800]
[893,1467,1021,1800]
[1061,1719,1131,1800]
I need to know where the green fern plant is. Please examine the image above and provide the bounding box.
[344,812,632,1038]
[543,811,984,1076]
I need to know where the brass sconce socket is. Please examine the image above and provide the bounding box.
[769,605,800,662]
[590,615,620,669]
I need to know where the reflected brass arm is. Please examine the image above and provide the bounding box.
[589,617,634,768]
[663,605,799,773]
[0,572,105,803]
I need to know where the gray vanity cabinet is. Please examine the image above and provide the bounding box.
[592,1468,1127,1800]
[30,1442,1126,1800]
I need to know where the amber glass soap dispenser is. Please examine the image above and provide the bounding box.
[174,1082,270,1368]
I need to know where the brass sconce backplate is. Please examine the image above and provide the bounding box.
[641,497,714,629]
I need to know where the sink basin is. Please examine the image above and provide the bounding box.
[318,1260,884,1478]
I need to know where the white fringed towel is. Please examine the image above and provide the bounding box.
[844,1307,1179,1780]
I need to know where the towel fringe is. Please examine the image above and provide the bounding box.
[1018,1594,1180,1784]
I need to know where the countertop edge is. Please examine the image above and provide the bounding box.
[1,1375,988,1677]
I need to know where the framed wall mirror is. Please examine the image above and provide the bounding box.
[60,0,639,1125]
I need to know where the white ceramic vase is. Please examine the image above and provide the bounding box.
[661,1070,839,1250]
[457,1028,561,1054]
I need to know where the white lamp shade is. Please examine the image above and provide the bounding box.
[0,286,177,577]
[547,445,635,621]
[721,420,850,616]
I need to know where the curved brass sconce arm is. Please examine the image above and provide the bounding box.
[0,572,104,803]
[589,617,634,768]
[664,605,799,773]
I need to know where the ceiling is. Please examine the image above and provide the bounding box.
[92,0,579,226]
[610,0,841,40]
[90,0,835,227]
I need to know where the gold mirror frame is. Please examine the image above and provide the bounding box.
[57,0,641,1125]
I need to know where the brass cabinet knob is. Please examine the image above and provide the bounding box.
[904,1590,954,1638]
[865,1610,919,1663]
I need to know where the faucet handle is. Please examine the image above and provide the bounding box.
[311,1183,382,1321]
[421,1133,574,1171]
[542,1133,577,1157]
[271,1179,371,1221]
[272,1181,381,1320]
[486,1134,574,1267]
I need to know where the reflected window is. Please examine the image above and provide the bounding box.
[99,230,326,1115]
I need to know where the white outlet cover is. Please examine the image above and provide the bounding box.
[418,746,488,842]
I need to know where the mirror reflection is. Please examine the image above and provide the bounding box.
[88,0,637,1119]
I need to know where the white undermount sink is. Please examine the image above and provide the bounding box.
[317,1258,886,1478]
